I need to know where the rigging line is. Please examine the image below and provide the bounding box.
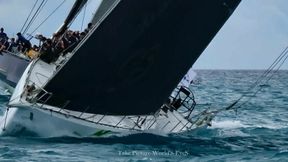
[23,0,48,34]
[256,47,288,85]
[217,45,288,113]
[20,0,39,33]
[244,47,288,98]
[30,0,67,35]
[25,0,49,34]
[259,49,288,87]
[239,45,288,99]
[23,0,46,34]
[243,46,288,95]
[267,50,288,82]
[254,47,288,86]
[241,51,288,109]
[81,1,88,31]
[243,51,288,102]
[238,49,288,108]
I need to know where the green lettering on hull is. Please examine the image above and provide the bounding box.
[93,130,111,137]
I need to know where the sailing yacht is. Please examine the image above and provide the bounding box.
[0,51,30,88]
[0,0,241,137]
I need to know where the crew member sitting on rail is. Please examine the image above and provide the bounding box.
[51,32,65,59]
[0,28,8,42]
[0,40,9,53]
[0,41,5,52]
[62,30,78,55]
[16,32,32,52]
[39,39,54,63]
[84,23,93,34]
[7,38,18,53]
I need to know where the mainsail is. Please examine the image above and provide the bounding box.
[41,0,241,115]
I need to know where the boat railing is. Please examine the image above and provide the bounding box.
[178,121,191,132]
[32,103,146,131]
[22,87,196,133]
[22,56,57,103]
[114,116,127,128]
[168,86,196,120]
[30,93,159,131]
[95,115,105,123]
[24,79,52,105]
[20,79,198,133]
[22,58,41,99]
[58,100,71,113]
[21,79,196,132]
[147,118,157,129]
[21,85,146,131]
[2,50,31,61]
[131,116,148,129]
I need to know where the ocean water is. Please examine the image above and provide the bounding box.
[0,70,287,162]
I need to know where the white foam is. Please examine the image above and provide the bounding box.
[209,120,249,129]
[254,124,288,130]
[206,120,251,137]
[209,120,288,130]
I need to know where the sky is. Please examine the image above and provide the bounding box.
[194,0,288,70]
[0,0,287,70]
[0,0,101,38]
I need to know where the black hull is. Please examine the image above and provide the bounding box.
[43,0,241,115]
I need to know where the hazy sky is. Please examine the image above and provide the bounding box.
[194,0,288,70]
[0,0,101,37]
[0,0,287,70]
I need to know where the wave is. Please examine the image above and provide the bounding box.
[209,120,249,129]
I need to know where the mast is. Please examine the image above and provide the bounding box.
[57,0,88,35]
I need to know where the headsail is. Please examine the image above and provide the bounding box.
[41,0,241,115]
